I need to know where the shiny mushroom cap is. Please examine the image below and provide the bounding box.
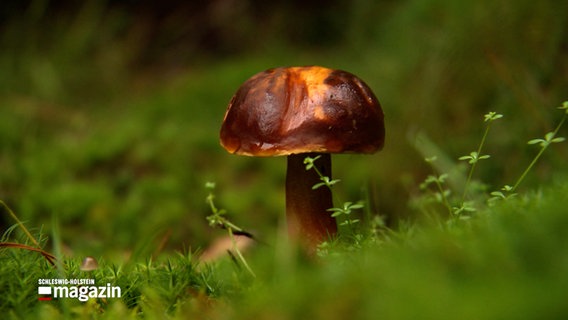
[220,66,385,156]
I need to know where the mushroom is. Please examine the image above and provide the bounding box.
[220,66,385,251]
[80,256,99,272]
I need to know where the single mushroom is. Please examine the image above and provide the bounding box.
[80,256,99,272]
[220,66,384,251]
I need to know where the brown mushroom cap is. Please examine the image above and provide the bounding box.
[220,66,385,156]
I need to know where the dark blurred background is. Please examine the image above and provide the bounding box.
[1,0,567,258]
[1,0,374,101]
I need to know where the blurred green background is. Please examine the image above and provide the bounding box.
[1,0,567,258]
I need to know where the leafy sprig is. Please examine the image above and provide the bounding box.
[420,157,453,216]
[327,201,364,227]
[459,112,502,204]
[205,182,256,278]
[303,156,366,242]
[506,101,567,194]
[420,101,567,218]
[304,156,341,190]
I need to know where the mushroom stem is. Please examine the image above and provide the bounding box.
[286,153,337,250]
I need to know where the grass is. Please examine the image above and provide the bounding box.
[3,180,568,319]
[2,100,567,319]
[238,184,568,320]
[0,243,224,318]
[2,0,568,318]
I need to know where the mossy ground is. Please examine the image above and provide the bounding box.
[1,1,568,318]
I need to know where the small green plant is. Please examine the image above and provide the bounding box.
[488,185,516,204]
[449,111,503,217]
[419,101,567,218]
[303,155,373,251]
[419,156,453,216]
[459,111,502,202]
[303,155,341,190]
[489,101,567,202]
[204,182,256,277]
[327,201,365,229]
